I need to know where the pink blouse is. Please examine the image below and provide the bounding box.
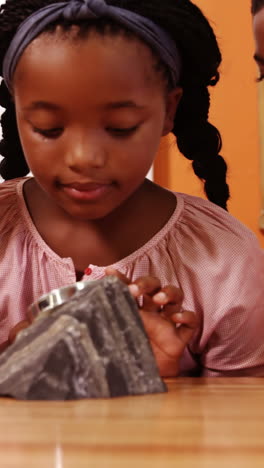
[1,177,264,376]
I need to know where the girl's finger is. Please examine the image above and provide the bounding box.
[161,303,183,318]
[172,310,198,346]
[105,267,131,284]
[141,293,161,313]
[105,271,161,308]
[170,310,198,327]
[128,276,161,298]
[153,285,183,307]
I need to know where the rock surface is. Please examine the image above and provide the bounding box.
[0,276,167,400]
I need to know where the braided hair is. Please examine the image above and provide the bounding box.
[0,0,230,209]
[252,0,264,14]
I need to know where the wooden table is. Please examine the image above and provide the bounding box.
[1,378,264,467]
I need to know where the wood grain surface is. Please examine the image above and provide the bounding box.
[1,378,264,467]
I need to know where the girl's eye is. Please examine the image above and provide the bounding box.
[33,127,63,138]
[107,125,139,137]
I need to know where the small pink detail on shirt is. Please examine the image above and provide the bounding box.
[84,267,92,276]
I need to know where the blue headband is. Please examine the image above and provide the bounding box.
[3,0,182,91]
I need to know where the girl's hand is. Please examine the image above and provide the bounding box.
[0,270,198,377]
[105,268,198,377]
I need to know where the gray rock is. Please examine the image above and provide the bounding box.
[0,276,167,400]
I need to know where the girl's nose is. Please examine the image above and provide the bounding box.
[65,133,107,173]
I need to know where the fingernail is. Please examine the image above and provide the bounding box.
[153,292,168,303]
[175,312,183,319]
[129,284,140,296]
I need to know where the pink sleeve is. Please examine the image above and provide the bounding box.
[197,238,264,376]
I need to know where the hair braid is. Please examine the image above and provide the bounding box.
[174,84,229,210]
[170,3,230,210]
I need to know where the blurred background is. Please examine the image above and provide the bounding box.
[1,0,263,245]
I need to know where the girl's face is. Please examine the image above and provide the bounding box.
[13,30,181,221]
[253,7,264,79]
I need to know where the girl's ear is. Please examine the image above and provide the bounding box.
[162,87,182,136]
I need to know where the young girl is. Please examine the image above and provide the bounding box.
[0,0,263,377]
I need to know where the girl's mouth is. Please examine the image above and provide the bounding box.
[61,182,112,201]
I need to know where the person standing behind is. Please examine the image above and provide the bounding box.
[252,0,264,80]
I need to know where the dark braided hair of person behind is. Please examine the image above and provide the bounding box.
[251,0,264,14]
[0,0,230,210]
